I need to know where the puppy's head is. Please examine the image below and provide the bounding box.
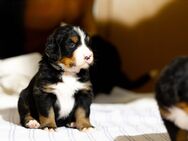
[45,25,94,73]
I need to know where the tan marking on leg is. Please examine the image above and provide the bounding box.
[39,107,57,129]
[176,129,188,141]
[176,102,188,113]
[42,84,55,93]
[74,107,92,131]
[24,113,35,125]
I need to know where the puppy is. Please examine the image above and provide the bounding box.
[155,56,188,141]
[18,25,94,131]
[89,35,158,95]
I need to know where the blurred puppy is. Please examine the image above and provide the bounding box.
[18,25,94,131]
[155,56,188,141]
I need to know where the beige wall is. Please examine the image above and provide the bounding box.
[93,0,188,92]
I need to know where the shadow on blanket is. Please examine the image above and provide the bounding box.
[0,108,19,125]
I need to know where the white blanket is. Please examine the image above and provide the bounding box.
[0,53,41,95]
[0,53,170,141]
[0,93,168,141]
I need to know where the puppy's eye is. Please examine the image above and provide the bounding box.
[69,43,75,48]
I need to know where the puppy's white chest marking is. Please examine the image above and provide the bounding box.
[165,106,188,130]
[50,74,90,119]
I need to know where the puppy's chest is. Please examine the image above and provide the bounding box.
[51,74,89,118]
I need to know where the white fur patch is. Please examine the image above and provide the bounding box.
[73,27,93,69]
[49,73,90,119]
[165,106,188,130]
[26,120,40,129]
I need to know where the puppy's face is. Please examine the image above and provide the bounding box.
[45,25,94,73]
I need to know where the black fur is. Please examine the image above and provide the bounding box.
[155,56,188,107]
[18,25,93,130]
[0,0,25,58]
[90,35,153,95]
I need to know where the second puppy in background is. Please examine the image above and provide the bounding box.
[155,56,188,141]
[18,25,94,131]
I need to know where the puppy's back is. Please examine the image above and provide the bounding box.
[155,56,188,107]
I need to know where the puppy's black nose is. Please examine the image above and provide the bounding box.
[84,55,91,60]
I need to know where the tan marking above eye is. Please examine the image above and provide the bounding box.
[70,35,79,44]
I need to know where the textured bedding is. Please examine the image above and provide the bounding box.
[0,93,169,141]
[0,53,170,141]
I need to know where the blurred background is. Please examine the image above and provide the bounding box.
[0,0,188,92]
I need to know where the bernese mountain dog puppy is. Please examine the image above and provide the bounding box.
[18,25,94,131]
[155,56,188,141]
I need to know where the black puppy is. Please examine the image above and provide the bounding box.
[155,56,188,141]
[18,25,94,131]
[90,35,157,95]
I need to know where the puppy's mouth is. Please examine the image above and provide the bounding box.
[58,55,93,73]
[72,62,90,70]
[77,58,94,68]
[69,63,76,67]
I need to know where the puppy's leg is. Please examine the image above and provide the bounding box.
[34,94,57,129]
[39,107,57,130]
[74,92,93,131]
[74,107,93,131]
[18,94,40,129]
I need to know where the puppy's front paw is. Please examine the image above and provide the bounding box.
[39,121,57,130]
[39,113,57,130]
[40,123,57,130]
[25,120,40,129]
[43,127,56,132]
[75,120,94,131]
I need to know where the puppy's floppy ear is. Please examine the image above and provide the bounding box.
[44,34,61,61]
